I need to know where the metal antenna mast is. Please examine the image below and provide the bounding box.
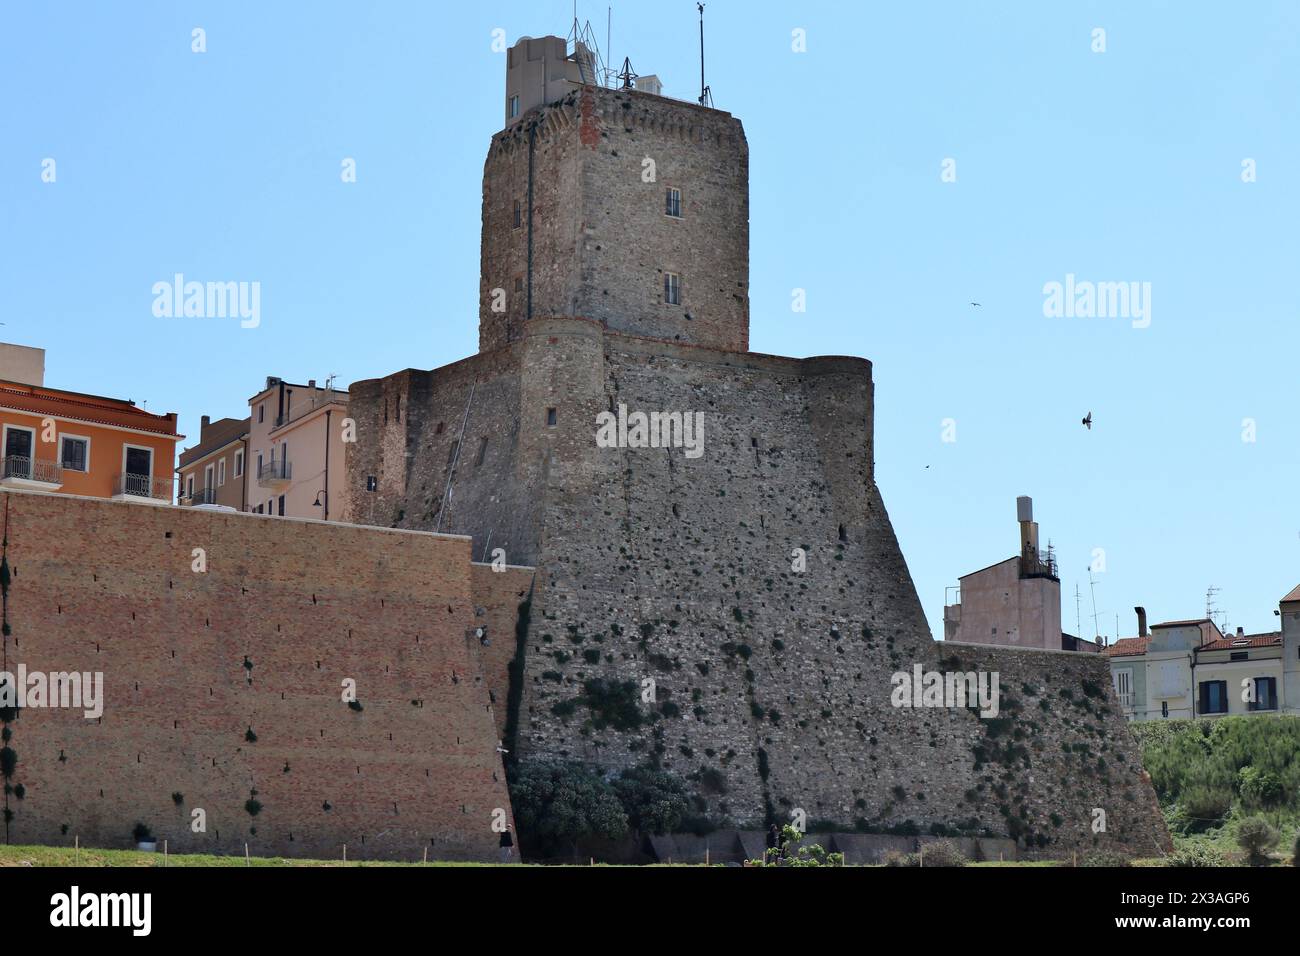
[697,3,712,106]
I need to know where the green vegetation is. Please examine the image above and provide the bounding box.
[1133,715,1300,864]
[747,825,844,867]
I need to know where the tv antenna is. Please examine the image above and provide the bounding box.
[567,6,613,87]
[1206,585,1226,632]
[697,3,713,106]
[1087,566,1105,642]
[617,56,637,90]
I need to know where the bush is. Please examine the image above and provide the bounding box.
[749,826,844,867]
[1179,786,1233,831]
[509,760,628,858]
[883,849,919,867]
[918,839,967,867]
[1167,844,1230,867]
[611,765,690,835]
[1079,849,1131,867]
[1237,766,1283,808]
[1236,816,1280,866]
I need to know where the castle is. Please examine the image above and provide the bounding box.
[344,36,1170,856]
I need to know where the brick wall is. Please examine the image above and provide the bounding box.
[468,563,534,739]
[0,490,516,861]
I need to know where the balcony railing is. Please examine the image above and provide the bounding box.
[1116,691,1134,713]
[188,486,218,506]
[114,472,173,501]
[1019,546,1059,580]
[2,455,63,485]
[258,459,292,485]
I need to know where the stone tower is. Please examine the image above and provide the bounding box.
[479,37,749,353]
[345,35,1169,858]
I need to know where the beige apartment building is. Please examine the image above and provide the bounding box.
[177,415,249,509]
[247,377,348,520]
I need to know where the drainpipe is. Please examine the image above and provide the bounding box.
[526,118,536,327]
[323,409,331,522]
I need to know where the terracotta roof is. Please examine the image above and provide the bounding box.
[1282,584,1300,604]
[1197,632,1282,652]
[0,380,179,437]
[1151,618,1212,628]
[179,417,250,469]
[1104,636,1150,657]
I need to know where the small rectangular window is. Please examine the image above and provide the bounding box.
[664,272,680,305]
[475,436,488,467]
[60,436,89,472]
[186,475,194,500]
[258,404,265,424]
[218,459,226,487]
[513,200,522,228]
[509,95,520,118]
[234,450,244,478]
[1230,651,1248,661]
[546,407,557,427]
[366,475,378,492]
[666,187,682,218]
[278,495,285,516]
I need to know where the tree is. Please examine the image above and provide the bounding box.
[747,825,844,867]
[1235,816,1279,867]
[611,765,690,835]
[509,761,628,859]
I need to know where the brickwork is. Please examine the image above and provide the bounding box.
[469,563,535,738]
[0,490,516,861]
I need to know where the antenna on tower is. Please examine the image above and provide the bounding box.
[697,3,713,107]
[1206,585,1226,632]
[617,56,637,90]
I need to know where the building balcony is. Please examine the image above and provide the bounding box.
[1116,691,1134,714]
[113,473,173,505]
[258,459,292,488]
[184,486,218,506]
[1,455,63,491]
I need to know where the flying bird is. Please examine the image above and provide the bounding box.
[1082,412,1093,430]
[969,302,981,307]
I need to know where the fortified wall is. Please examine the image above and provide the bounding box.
[0,490,517,861]
[341,36,1170,857]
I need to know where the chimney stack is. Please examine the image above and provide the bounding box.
[1135,606,1148,637]
[1237,626,1245,637]
[201,415,210,430]
[1016,496,1038,556]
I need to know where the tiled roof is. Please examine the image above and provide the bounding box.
[1104,636,1150,657]
[1151,618,1212,628]
[0,380,179,437]
[179,417,249,469]
[1282,584,1300,604]
[1197,632,1282,652]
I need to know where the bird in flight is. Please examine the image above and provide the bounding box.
[969,302,981,307]
[1082,411,1093,430]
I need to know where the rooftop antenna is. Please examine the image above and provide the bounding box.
[697,3,713,106]
[1074,582,1083,640]
[1206,585,1225,632]
[617,56,637,90]
[1088,566,1103,642]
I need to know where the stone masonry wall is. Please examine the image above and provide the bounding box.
[0,490,515,861]
[480,86,749,353]
[344,320,1170,856]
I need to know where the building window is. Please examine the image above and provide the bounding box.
[1249,677,1277,711]
[204,464,215,495]
[664,271,680,305]
[218,459,226,487]
[1198,680,1228,715]
[278,495,285,516]
[1161,701,1169,718]
[513,200,522,228]
[546,407,557,427]
[257,453,264,478]
[258,404,265,424]
[1230,651,1248,661]
[60,436,89,472]
[234,450,244,478]
[514,277,523,294]
[475,437,488,467]
[509,95,520,118]
[665,187,682,218]
[186,475,195,500]
[366,475,378,492]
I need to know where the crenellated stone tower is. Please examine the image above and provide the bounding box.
[344,35,1169,858]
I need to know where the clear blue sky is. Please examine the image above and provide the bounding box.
[3,1,1296,641]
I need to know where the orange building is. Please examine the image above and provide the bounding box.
[0,343,181,502]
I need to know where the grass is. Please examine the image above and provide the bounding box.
[0,844,501,867]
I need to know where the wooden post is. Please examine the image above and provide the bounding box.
[423,847,428,865]
[75,836,79,866]
[343,843,347,864]
[164,839,168,867]
[245,843,250,866]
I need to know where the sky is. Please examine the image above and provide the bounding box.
[2,0,1297,642]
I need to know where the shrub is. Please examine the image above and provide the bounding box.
[919,840,967,867]
[883,849,919,867]
[611,765,690,835]
[1079,849,1131,867]
[579,678,643,731]
[508,760,628,858]
[1167,844,1229,867]
[1236,816,1279,866]
[245,799,263,817]
[1237,766,1283,808]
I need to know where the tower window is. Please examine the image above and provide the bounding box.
[475,437,488,467]
[664,272,680,305]
[666,187,682,218]
[509,95,520,118]
[546,407,557,427]
[512,200,521,229]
